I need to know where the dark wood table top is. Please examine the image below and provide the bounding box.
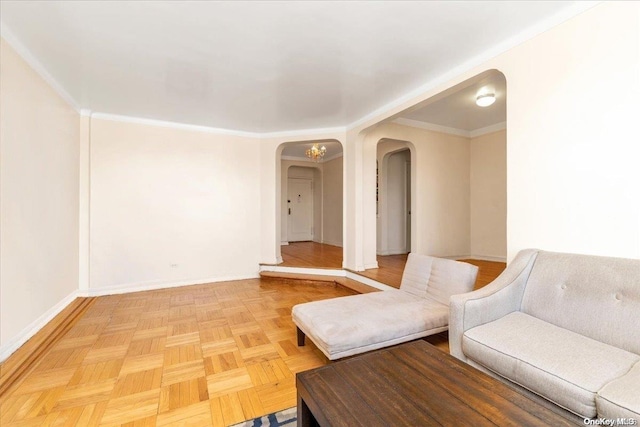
[297,340,577,426]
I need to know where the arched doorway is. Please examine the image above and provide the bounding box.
[277,140,344,268]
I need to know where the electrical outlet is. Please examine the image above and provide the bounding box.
[170,264,178,268]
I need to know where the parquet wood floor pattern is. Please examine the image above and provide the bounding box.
[0,279,354,426]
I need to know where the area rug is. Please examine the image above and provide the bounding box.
[230,407,297,427]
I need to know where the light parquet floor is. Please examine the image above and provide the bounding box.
[0,279,355,426]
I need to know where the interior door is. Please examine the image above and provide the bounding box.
[288,178,313,242]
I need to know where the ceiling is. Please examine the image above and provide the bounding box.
[399,70,506,132]
[1,1,588,133]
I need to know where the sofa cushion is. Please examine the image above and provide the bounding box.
[400,253,478,305]
[521,251,640,354]
[597,360,640,420]
[292,290,448,359]
[463,312,640,418]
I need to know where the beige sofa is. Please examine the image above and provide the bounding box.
[293,253,478,360]
[450,249,640,420]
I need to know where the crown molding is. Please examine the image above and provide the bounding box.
[393,118,507,139]
[469,121,507,138]
[1,23,81,112]
[281,152,343,163]
[90,112,262,138]
[392,118,470,137]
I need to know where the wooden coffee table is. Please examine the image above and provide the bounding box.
[297,340,577,426]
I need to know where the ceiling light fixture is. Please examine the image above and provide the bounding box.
[476,93,496,107]
[306,143,327,162]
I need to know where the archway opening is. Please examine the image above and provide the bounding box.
[277,140,344,268]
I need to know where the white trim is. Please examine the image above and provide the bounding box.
[78,274,259,297]
[79,109,92,117]
[89,113,262,138]
[90,112,347,141]
[0,290,79,362]
[348,2,599,132]
[392,118,507,139]
[280,156,317,163]
[280,241,289,246]
[260,126,346,140]
[322,152,344,163]
[363,262,379,269]
[0,24,81,112]
[392,118,471,137]
[469,254,507,263]
[345,271,396,292]
[281,152,343,163]
[259,265,344,277]
[469,122,507,138]
[321,239,343,248]
[377,249,409,256]
[258,265,396,292]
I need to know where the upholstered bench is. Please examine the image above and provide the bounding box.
[292,253,478,360]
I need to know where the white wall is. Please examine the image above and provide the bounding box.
[0,39,80,352]
[322,156,343,247]
[360,124,471,269]
[347,2,640,266]
[470,130,506,260]
[500,2,640,260]
[89,118,262,291]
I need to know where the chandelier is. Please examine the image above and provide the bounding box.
[305,143,327,162]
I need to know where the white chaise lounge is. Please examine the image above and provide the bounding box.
[292,253,478,360]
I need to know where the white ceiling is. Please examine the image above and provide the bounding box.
[399,70,507,132]
[1,1,587,133]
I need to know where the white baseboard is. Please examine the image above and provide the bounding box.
[259,265,345,277]
[78,274,260,297]
[280,241,289,246]
[0,290,79,362]
[363,262,379,269]
[377,249,409,256]
[469,254,507,263]
[321,239,343,248]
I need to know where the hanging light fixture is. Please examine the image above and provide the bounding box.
[305,143,327,162]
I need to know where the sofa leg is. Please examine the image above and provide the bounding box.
[297,327,306,346]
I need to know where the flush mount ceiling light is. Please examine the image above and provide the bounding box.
[306,143,327,162]
[476,93,496,107]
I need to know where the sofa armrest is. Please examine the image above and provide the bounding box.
[449,249,539,361]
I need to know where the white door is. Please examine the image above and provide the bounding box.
[288,178,313,242]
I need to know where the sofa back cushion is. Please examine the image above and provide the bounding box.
[521,251,640,354]
[400,253,478,305]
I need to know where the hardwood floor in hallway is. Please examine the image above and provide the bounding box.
[281,243,505,290]
[0,279,354,426]
[280,241,342,269]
